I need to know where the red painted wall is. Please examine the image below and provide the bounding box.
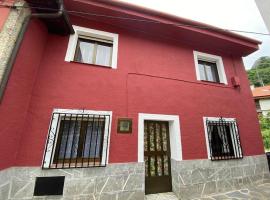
[0,15,264,169]
[0,20,47,169]
[0,7,10,31]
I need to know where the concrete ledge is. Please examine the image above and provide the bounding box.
[171,154,270,199]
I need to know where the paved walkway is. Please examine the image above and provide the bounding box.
[145,183,270,200]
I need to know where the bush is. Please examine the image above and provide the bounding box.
[259,113,270,151]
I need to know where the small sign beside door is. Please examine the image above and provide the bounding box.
[117,118,132,134]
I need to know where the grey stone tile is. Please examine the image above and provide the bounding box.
[226,191,250,199]
[102,175,128,193]
[95,176,109,194]
[191,169,205,184]
[118,191,144,200]
[123,174,144,191]
[9,179,34,199]
[202,181,217,196]
[216,168,231,180]
[230,167,243,178]
[63,178,95,196]
[216,179,234,193]
[179,184,204,199]
[99,193,117,200]
[179,170,192,185]
[243,165,255,176]
[0,182,10,200]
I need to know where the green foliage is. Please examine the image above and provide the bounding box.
[247,56,270,87]
[259,113,270,151]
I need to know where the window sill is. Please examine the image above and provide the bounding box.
[210,156,243,161]
[196,80,231,88]
[70,61,114,69]
[200,80,225,85]
[45,162,106,169]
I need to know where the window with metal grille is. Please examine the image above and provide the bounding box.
[42,109,111,169]
[205,117,243,161]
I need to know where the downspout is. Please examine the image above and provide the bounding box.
[31,0,74,33]
[0,0,74,103]
[31,0,64,18]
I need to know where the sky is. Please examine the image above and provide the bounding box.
[120,0,270,69]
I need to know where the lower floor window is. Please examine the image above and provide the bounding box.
[42,109,111,169]
[205,117,243,160]
[55,118,104,163]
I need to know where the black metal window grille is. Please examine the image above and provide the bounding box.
[206,118,243,161]
[42,112,111,169]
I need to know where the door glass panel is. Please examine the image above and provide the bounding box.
[161,123,167,151]
[145,156,149,177]
[164,155,169,175]
[144,124,148,151]
[150,156,155,176]
[149,123,155,151]
[156,123,161,151]
[157,156,162,176]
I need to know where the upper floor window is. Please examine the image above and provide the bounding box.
[42,109,112,169]
[198,60,220,83]
[203,117,243,161]
[65,25,119,69]
[194,51,228,84]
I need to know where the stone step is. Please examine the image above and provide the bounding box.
[145,192,179,200]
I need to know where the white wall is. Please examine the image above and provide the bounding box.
[255,0,270,33]
[259,98,270,115]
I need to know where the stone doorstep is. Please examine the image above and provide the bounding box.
[145,192,179,200]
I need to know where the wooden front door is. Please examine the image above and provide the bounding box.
[144,120,172,194]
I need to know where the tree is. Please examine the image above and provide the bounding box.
[259,113,270,151]
[247,56,270,87]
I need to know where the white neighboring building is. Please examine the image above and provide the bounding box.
[252,85,270,115]
[255,0,270,33]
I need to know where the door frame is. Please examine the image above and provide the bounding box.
[138,113,182,163]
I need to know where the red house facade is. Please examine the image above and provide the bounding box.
[0,0,269,199]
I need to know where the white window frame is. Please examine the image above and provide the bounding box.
[193,51,228,84]
[42,108,112,168]
[138,113,182,162]
[203,117,242,159]
[65,25,119,69]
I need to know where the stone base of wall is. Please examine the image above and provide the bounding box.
[1,155,269,200]
[171,154,270,200]
[0,163,144,200]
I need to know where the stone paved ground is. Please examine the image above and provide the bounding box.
[145,183,270,200]
[198,183,270,200]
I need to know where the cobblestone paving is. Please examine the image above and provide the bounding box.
[145,183,270,200]
[198,183,270,200]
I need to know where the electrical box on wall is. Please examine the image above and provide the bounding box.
[231,76,240,87]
